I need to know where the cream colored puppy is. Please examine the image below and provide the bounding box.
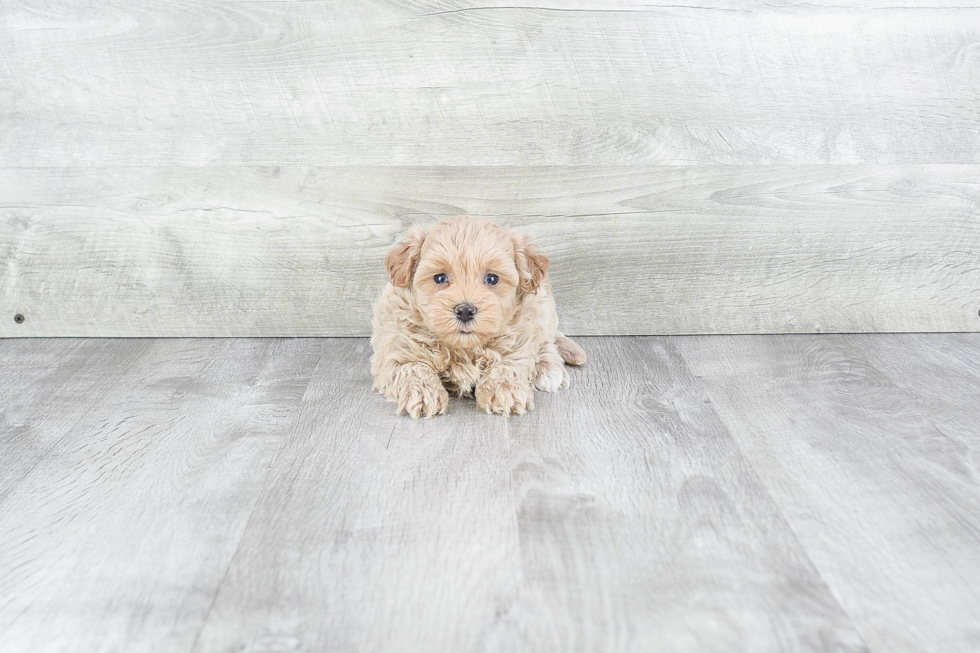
[371,216,586,418]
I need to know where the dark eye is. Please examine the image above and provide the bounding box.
[433,273,448,284]
[485,273,499,286]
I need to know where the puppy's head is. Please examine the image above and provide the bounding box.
[385,216,549,348]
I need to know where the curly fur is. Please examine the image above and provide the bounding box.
[371,216,586,418]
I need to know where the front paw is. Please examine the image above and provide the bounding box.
[476,377,534,416]
[534,361,569,393]
[396,374,449,419]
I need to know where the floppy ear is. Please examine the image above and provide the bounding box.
[385,226,426,287]
[512,231,550,295]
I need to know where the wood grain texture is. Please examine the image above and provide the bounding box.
[498,337,869,653]
[3,165,979,337]
[0,339,152,501]
[1,1,978,166]
[192,339,521,653]
[675,334,980,653]
[856,333,980,451]
[2,335,980,651]
[0,338,321,652]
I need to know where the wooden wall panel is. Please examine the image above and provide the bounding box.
[2,1,978,335]
[2,165,977,337]
[1,1,978,166]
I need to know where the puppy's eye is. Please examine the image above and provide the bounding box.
[485,273,499,286]
[433,273,448,285]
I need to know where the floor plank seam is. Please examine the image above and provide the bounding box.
[188,344,326,651]
[703,417,878,653]
[673,342,879,653]
[4,336,980,652]
[0,341,145,510]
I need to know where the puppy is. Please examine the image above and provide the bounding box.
[371,216,586,418]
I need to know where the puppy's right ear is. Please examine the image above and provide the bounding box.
[385,226,427,287]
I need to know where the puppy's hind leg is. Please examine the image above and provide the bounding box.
[555,331,587,366]
[534,342,569,392]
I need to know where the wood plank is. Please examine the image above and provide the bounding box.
[674,334,980,653]
[2,2,978,165]
[192,339,521,653]
[494,337,868,652]
[2,165,978,337]
[0,339,153,501]
[846,333,980,412]
[4,335,978,650]
[0,338,320,652]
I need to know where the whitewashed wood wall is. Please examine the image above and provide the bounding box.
[1,0,978,336]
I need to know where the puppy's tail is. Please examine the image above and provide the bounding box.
[555,332,587,366]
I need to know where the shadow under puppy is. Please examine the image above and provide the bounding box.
[371,216,586,418]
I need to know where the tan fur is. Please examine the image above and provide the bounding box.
[371,216,585,418]
[556,332,587,366]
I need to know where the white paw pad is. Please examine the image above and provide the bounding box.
[534,366,568,393]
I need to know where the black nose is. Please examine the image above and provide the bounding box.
[454,303,477,323]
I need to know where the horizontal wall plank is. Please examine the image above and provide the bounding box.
[1,2,978,165]
[2,165,978,336]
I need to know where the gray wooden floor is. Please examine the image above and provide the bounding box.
[1,336,978,653]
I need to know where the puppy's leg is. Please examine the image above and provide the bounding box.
[555,331,587,366]
[476,358,535,416]
[534,342,569,392]
[375,361,449,419]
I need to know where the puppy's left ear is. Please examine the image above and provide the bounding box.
[385,225,427,287]
[512,231,550,295]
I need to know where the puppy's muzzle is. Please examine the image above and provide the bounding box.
[454,303,477,323]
